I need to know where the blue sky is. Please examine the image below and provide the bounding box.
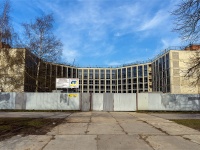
[3,0,187,66]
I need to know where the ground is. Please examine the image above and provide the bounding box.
[0,112,200,150]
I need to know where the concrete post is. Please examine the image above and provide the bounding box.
[136,92,138,111]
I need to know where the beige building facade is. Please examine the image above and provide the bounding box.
[0,43,199,94]
[170,50,199,94]
[0,48,25,92]
[152,46,200,94]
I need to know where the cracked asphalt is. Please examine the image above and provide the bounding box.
[0,112,200,150]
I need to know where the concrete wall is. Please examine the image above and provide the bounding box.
[114,93,136,111]
[81,93,90,111]
[0,93,15,109]
[0,92,199,111]
[138,93,200,111]
[148,93,166,110]
[92,93,103,111]
[138,93,148,110]
[161,94,200,111]
[103,93,114,111]
[92,93,136,111]
[0,92,80,110]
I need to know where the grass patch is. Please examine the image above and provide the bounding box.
[0,118,65,141]
[136,110,200,114]
[0,125,11,131]
[0,109,80,112]
[27,120,45,127]
[171,119,200,131]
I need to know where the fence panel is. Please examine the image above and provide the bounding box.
[1,92,199,111]
[26,93,59,110]
[92,93,103,111]
[81,93,90,111]
[103,93,114,111]
[138,93,148,110]
[160,94,200,111]
[114,93,136,111]
[0,92,15,109]
[148,93,164,111]
[57,93,80,110]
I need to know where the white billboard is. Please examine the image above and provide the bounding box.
[56,78,79,88]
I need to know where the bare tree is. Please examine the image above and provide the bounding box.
[185,50,200,86]
[172,0,200,42]
[0,0,13,45]
[0,0,24,92]
[172,0,200,88]
[21,14,63,92]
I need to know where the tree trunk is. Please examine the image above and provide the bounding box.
[35,61,41,92]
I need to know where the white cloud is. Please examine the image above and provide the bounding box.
[105,57,146,67]
[77,44,116,58]
[139,10,169,31]
[62,48,81,63]
[9,0,185,66]
[151,37,185,58]
[161,38,184,49]
[106,61,121,66]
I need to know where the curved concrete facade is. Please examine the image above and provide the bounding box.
[78,63,152,93]
[0,44,199,94]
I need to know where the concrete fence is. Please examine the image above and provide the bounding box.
[0,92,199,111]
[0,93,80,110]
[81,93,136,111]
[138,93,200,111]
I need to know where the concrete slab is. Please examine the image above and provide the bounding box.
[57,123,88,135]
[87,123,124,134]
[183,135,200,145]
[110,112,139,122]
[66,116,90,123]
[145,135,200,150]
[92,112,112,117]
[127,112,137,115]
[70,112,92,117]
[43,135,97,150]
[1,112,200,150]
[116,119,138,123]
[120,121,165,135]
[147,121,200,135]
[46,122,89,136]
[110,112,136,118]
[97,135,153,150]
[47,113,72,118]
[132,113,169,122]
[0,135,52,150]
[91,116,116,123]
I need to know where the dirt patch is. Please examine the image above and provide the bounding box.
[171,119,200,131]
[0,118,65,141]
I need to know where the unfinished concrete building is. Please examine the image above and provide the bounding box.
[0,42,199,94]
